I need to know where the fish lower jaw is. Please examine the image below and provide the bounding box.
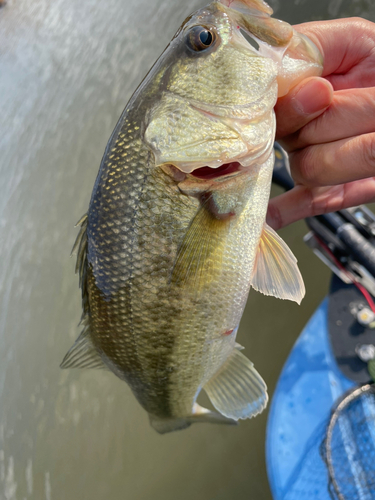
[161,148,272,190]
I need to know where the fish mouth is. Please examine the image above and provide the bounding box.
[189,161,242,180]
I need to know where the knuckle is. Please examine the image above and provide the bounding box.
[363,135,375,172]
[350,17,371,27]
[341,17,374,36]
[267,202,283,231]
[364,89,375,110]
[286,108,330,152]
[296,119,319,148]
[290,146,319,186]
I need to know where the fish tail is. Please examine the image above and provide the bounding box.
[149,404,237,434]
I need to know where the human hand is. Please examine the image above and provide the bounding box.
[267,18,375,230]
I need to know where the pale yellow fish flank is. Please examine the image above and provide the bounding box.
[61,0,323,433]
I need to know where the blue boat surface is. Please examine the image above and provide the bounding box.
[266,299,355,500]
[269,153,375,499]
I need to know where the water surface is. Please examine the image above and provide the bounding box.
[0,0,373,499]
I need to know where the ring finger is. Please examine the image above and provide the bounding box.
[290,131,375,187]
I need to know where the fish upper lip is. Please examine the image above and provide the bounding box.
[179,135,273,182]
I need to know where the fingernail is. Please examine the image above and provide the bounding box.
[293,78,333,115]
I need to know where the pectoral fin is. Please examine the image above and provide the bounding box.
[204,348,268,420]
[251,222,305,304]
[171,203,229,291]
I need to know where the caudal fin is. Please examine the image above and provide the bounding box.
[149,404,237,434]
[203,348,268,420]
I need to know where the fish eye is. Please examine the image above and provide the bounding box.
[187,26,216,52]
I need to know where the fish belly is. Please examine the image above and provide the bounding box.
[167,155,274,417]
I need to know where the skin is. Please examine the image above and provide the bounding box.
[267,18,375,230]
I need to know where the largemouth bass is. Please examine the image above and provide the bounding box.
[62,0,323,434]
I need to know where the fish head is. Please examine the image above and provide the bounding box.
[144,0,323,186]
[219,0,324,96]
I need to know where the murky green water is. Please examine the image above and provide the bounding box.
[1,0,374,499]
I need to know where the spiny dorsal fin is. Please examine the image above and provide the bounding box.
[204,348,268,420]
[60,323,108,370]
[71,215,88,276]
[171,202,230,292]
[71,214,89,317]
[62,213,105,370]
[251,222,305,304]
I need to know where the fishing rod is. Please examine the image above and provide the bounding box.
[273,142,375,324]
[273,142,375,296]
[273,142,375,381]
[269,143,375,500]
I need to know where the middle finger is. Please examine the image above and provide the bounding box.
[280,87,375,152]
[290,131,375,187]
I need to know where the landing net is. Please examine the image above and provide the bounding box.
[321,384,375,500]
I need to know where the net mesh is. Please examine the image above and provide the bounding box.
[278,384,375,500]
[282,419,331,500]
[321,384,375,500]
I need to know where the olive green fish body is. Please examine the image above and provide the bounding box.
[62,0,323,433]
[86,117,195,416]
[86,107,272,419]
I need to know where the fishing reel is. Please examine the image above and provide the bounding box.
[273,143,375,384]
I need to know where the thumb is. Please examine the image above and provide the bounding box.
[275,76,333,140]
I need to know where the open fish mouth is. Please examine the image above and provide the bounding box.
[189,161,242,180]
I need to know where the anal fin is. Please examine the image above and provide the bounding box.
[251,222,305,304]
[204,348,268,420]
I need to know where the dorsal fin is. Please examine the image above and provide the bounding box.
[61,214,107,370]
[71,214,89,318]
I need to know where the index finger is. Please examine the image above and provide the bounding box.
[295,18,375,90]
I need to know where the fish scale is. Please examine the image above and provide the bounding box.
[62,0,322,433]
[88,135,191,413]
